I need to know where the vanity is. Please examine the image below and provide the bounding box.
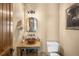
[16,39,41,56]
[16,9,41,56]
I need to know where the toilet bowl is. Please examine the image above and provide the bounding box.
[47,41,60,56]
[49,53,60,56]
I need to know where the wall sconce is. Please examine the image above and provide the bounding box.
[17,20,23,30]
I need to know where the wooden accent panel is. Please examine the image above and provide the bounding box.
[0,47,13,56]
[0,3,3,53]
[0,3,13,55]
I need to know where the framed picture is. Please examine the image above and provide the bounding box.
[66,4,79,30]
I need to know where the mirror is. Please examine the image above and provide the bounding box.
[27,17,38,32]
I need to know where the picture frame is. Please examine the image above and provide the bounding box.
[66,4,79,30]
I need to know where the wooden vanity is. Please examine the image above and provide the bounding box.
[16,40,41,56]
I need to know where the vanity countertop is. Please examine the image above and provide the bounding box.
[16,40,41,48]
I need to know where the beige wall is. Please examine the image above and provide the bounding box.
[59,3,79,56]
[46,4,59,42]
[13,3,79,56]
[13,3,24,55]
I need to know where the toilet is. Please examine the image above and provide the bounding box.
[47,41,60,56]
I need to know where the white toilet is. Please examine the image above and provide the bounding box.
[47,41,60,56]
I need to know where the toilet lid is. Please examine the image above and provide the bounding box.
[47,41,59,52]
